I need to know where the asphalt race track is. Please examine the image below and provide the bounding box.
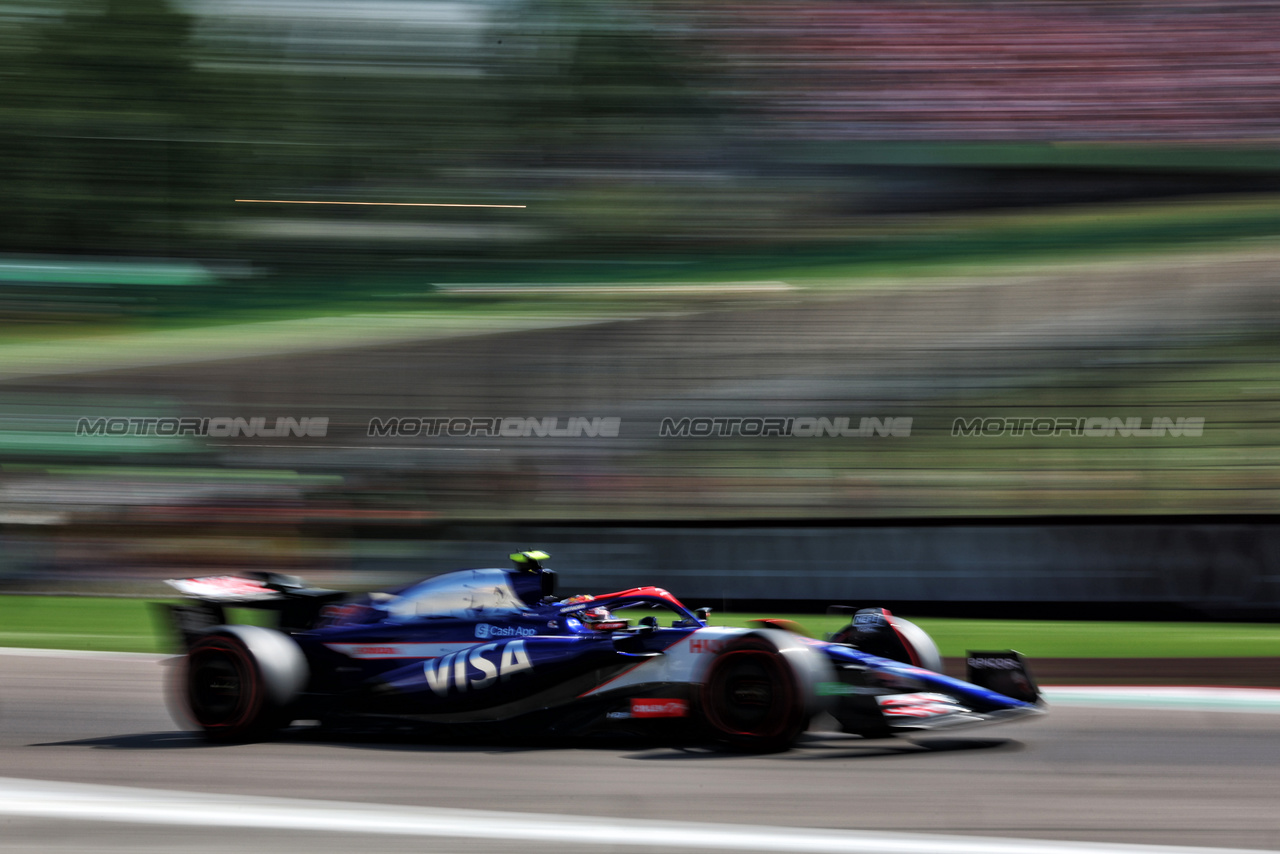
[3,650,1280,854]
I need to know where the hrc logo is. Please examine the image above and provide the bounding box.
[688,638,728,654]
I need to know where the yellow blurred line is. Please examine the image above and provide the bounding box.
[234,199,526,209]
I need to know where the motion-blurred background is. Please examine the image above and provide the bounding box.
[1,0,1278,614]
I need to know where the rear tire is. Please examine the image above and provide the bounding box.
[184,627,307,743]
[700,637,808,753]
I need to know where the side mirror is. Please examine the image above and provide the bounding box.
[695,607,712,624]
[637,615,658,634]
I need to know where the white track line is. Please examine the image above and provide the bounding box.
[0,777,1268,854]
[0,647,170,663]
[1042,687,1280,714]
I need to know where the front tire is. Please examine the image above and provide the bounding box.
[887,616,943,673]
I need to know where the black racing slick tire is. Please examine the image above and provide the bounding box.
[887,616,944,673]
[700,636,811,753]
[183,625,308,743]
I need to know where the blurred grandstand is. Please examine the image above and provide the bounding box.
[0,0,1277,599]
[723,0,1280,142]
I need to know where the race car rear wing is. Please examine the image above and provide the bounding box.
[157,572,346,651]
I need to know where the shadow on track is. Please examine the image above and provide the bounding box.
[32,731,215,750]
[30,728,531,754]
[32,728,1022,761]
[789,735,1024,760]
[628,732,1022,761]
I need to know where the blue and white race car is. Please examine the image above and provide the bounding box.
[164,551,1043,751]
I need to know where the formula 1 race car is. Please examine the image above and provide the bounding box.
[162,551,1043,751]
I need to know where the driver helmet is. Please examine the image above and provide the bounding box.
[563,594,612,625]
[580,605,612,624]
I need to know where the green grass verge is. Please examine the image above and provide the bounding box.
[3,595,1280,658]
[0,596,168,654]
